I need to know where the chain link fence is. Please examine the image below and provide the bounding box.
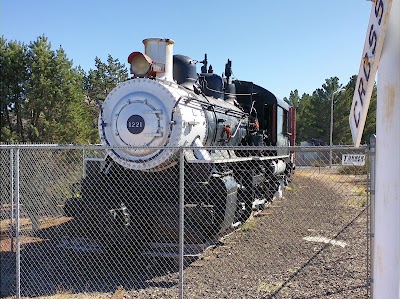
[1,145,370,298]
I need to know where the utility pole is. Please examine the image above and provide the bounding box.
[329,87,344,168]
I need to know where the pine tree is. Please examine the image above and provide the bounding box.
[0,37,28,142]
[83,54,128,141]
[24,35,95,144]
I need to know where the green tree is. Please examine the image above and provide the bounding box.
[296,77,341,143]
[46,47,95,143]
[24,35,95,143]
[294,75,376,145]
[334,76,355,145]
[361,81,377,144]
[24,35,55,142]
[83,55,128,140]
[0,37,28,142]
[1,35,127,144]
[288,89,300,108]
[296,92,316,142]
[84,55,128,101]
[313,77,342,143]
[324,75,376,145]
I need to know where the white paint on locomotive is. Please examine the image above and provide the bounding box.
[99,78,208,170]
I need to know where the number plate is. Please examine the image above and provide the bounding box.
[127,115,145,134]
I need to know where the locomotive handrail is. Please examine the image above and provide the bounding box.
[202,84,258,97]
[185,154,291,164]
[230,119,244,138]
[168,79,247,118]
[188,97,246,118]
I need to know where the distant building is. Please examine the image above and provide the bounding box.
[297,139,327,166]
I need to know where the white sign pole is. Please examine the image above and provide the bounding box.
[374,0,399,297]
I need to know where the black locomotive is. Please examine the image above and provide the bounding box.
[66,38,296,250]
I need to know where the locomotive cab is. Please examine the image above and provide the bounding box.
[234,81,293,152]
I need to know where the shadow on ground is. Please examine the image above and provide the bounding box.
[1,220,183,298]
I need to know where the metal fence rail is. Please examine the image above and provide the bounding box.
[0,145,370,299]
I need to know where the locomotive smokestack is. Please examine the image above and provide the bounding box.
[143,38,174,81]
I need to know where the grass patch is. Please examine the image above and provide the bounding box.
[346,197,367,208]
[35,288,73,299]
[111,286,125,299]
[354,186,366,196]
[257,282,282,293]
[287,268,296,274]
[337,164,368,175]
[240,219,256,232]
[293,171,313,178]
[33,286,125,299]
[284,180,301,192]
[54,290,72,299]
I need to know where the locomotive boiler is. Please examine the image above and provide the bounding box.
[68,38,296,249]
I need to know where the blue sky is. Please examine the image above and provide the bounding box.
[1,0,372,99]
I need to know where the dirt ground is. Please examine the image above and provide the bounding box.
[0,168,369,298]
[126,169,369,299]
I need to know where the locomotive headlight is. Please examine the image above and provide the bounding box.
[128,51,165,78]
[128,51,152,77]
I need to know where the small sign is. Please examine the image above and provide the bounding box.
[342,154,366,166]
[349,0,392,147]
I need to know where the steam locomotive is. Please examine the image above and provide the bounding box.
[68,38,296,249]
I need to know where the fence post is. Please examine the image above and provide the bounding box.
[10,149,14,252]
[15,148,21,299]
[178,147,185,299]
[82,147,85,177]
[369,135,376,297]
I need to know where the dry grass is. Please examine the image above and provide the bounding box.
[111,286,125,299]
[294,168,367,206]
[240,218,256,232]
[33,287,125,299]
[1,216,72,234]
[257,281,284,294]
[346,197,367,208]
[0,235,48,252]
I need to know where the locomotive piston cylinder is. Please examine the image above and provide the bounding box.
[270,160,286,175]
